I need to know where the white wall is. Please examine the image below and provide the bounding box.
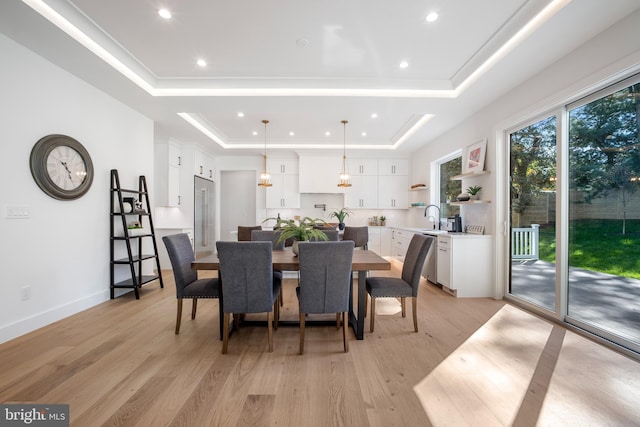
[408,10,640,297]
[0,34,155,343]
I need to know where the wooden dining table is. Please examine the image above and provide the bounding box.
[192,247,390,340]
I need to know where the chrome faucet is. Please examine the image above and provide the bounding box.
[424,204,441,230]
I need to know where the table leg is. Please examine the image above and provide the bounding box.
[348,270,366,340]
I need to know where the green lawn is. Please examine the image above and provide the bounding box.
[538,219,640,279]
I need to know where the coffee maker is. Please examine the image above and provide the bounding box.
[446,214,463,232]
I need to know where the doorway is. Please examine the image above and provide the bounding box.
[220,171,257,241]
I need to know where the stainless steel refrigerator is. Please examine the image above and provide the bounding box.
[194,176,215,259]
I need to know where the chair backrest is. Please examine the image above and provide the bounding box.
[298,241,354,314]
[325,230,340,241]
[216,241,274,313]
[162,233,197,298]
[251,229,285,250]
[314,225,336,231]
[237,225,262,241]
[401,234,435,296]
[343,226,369,248]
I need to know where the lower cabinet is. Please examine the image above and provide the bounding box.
[391,228,414,261]
[436,234,492,297]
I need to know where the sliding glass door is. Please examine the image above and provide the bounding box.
[509,116,557,312]
[506,74,640,353]
[567,79,640,349]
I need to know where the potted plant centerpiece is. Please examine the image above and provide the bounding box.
[329,207,351,230]
[466,185,482,200]
[263,216,329,255]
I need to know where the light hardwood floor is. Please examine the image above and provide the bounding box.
[1,261,639,426]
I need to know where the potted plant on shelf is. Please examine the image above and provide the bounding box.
[263,216,329,255]
[329,207,351,230]
[466,185,482,200]
[379,216,386,226]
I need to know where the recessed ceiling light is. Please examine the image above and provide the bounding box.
[158,9,172,19]
[252,131,258,136]
[289,131,295,136]
[399,61,409,69]
[361,132,367,137]
[426,12,438,22]
[237,112,244,117]
[371,113,378,118]
[196,59,207,67]
[325,131,331,136]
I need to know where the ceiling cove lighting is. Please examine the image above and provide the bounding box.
[338,120,352,188]
[258,119,272,187]
[23,0,570,100]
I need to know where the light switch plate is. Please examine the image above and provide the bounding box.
[5,205,32,219]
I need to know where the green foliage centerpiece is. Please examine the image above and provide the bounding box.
[263,216,329,255]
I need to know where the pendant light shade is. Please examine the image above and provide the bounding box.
[258,119,272,187]
[338,120,352,187]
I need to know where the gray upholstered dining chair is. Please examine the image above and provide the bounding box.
[309,229,339,241]
[343,226,369,249]
[237,225,262,241]
[297,240,354,354]
[365,234,434,333]
[251,229,285,249]
[216,241,281,354]
[251,229,285,306]
[162,233,220,335]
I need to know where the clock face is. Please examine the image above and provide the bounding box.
[30,134,94,200]
[46,145,88,190]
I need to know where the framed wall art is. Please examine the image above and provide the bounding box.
[463,138,487,174]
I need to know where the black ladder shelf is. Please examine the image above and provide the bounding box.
[110,169,164,299]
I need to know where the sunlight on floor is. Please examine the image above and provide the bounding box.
[413,305,640,426]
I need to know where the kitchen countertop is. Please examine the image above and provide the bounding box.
[391,226,490,237]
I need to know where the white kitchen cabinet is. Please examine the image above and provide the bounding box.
[391,228,414,260]
[367,226,381,254]
[378,175,409,209]
[266,173,300,208]
[349,158,378,176]
[378,158,409,176]
[154,142,182,207]
[380,227,392,256]
[194,150,214,180]
[345,175,378,209]
[436,234,492,297]
[267,157,299,175]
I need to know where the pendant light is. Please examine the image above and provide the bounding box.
[338,120,352,187]
[258,119,272,187]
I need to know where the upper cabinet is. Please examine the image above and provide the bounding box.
[266,156,300,208]
[349,158,378,176]
[154,142,182,207]
[193,150,215,180]
[267,157,298,175]
[378,159,409,176]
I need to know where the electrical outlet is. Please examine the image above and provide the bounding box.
[5,205,32,219]
[21,286,31,301]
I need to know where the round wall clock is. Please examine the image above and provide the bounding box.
[30,134,94,200]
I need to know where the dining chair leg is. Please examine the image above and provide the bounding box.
[267,311,274,352]
[412,297,418,332]
[401,297,406,317]
[234,313,240,331]
[175,299,183,334]
[191,298,198,319]
[364,294,368,317]
[299,312,306,355]
[336,313,341,329]
[273,300,279,330]
[342,312,349,353]
[222,313,230,354]
[370,297,376,332]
